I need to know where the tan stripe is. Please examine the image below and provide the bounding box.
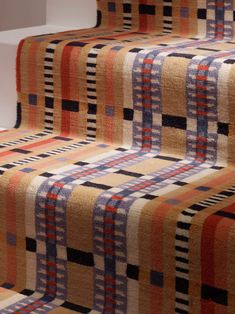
[162,57,189,117]
[138,201,154,314]
[228,64,235,165]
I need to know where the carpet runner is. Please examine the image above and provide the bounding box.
[1,0,235,313]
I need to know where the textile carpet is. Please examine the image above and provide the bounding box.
[1,0,235,313]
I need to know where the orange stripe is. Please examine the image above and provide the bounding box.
[20,138,56,150]
[28,42,39,94]
[16,39,25,92]
[104,49,116,143]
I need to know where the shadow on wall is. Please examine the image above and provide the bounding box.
[46,0,97,28]
[0,0,47,31]
[0,0,97,31]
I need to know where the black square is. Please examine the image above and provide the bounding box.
[224,58,235,64]
[62,301,91,313]
[129,48,143,53]
[67,41,88,47]
[151,270,164,287]
[94,44,106,50]
[155,155,181,162]
[123,3,131,13]
[21,289,34,296]
[190,204,205,211]
[74,161,90,166]
[82,182,112,190]
[164,6,172,17]
[67,247,94,267]
[38,153,49,158]
[11,148,31,154]
[127,264,139,280]
[54,136,72,141]
[177,221,190,231]
[197,8,207,19]
[124,108,134,121]
[176,277,189,294]
[201,284,228,306]
[211,165,224,170]
[139,4,156,15]
[116,147,128,152]
[117,169,142,178]
[162,115,187,130]
[88,104,97,115]
[176,234,188,243]
[62,99,79,112]
[195,186,211,191]
[40,172,54,178]
[2,164,14,169]
[174,181,187,187]
[169,52,195,59]
[45,97,54,108]
[28,94,37,106]
[2,282,14,289]
[51,39,62,45]
[218,122,229,136]
[36,132,47,137]
[141,194,157,200]
[108,2,116,12]
[79,141,89,145]
[26,237,37,252]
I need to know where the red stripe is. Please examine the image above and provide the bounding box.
[16,39,25,92]
[201,214,226,313]
[0,150,14,158]
[201,217,218,281]
[20,138,55,150]
[144,58,153,64]
[61,46,72,99]
[47,193,58,200]
[198,65,209,71]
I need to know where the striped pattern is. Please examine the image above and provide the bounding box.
[1,0,235,313]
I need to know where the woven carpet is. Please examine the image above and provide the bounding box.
[1,0,235,313]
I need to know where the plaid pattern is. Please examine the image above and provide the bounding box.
[1,0,235,313]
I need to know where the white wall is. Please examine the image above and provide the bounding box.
[46,0,97,28]
[0,0,97,31]
[0,0,46,30]
[0,26,72,128]
[0,0,98,128]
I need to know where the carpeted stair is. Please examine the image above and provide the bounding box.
[1,0,235,313]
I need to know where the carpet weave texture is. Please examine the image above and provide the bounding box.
[1,0,235,313]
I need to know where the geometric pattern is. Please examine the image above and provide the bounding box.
[1,0,235,313]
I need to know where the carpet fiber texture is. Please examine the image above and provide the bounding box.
[1,0,235,313]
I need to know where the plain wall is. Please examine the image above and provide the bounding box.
[0,0,47,30]
[0,0,97,31]
[46,0,97,28]
[0,0,98,128]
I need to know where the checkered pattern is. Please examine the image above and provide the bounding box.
[1,1,235,313]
